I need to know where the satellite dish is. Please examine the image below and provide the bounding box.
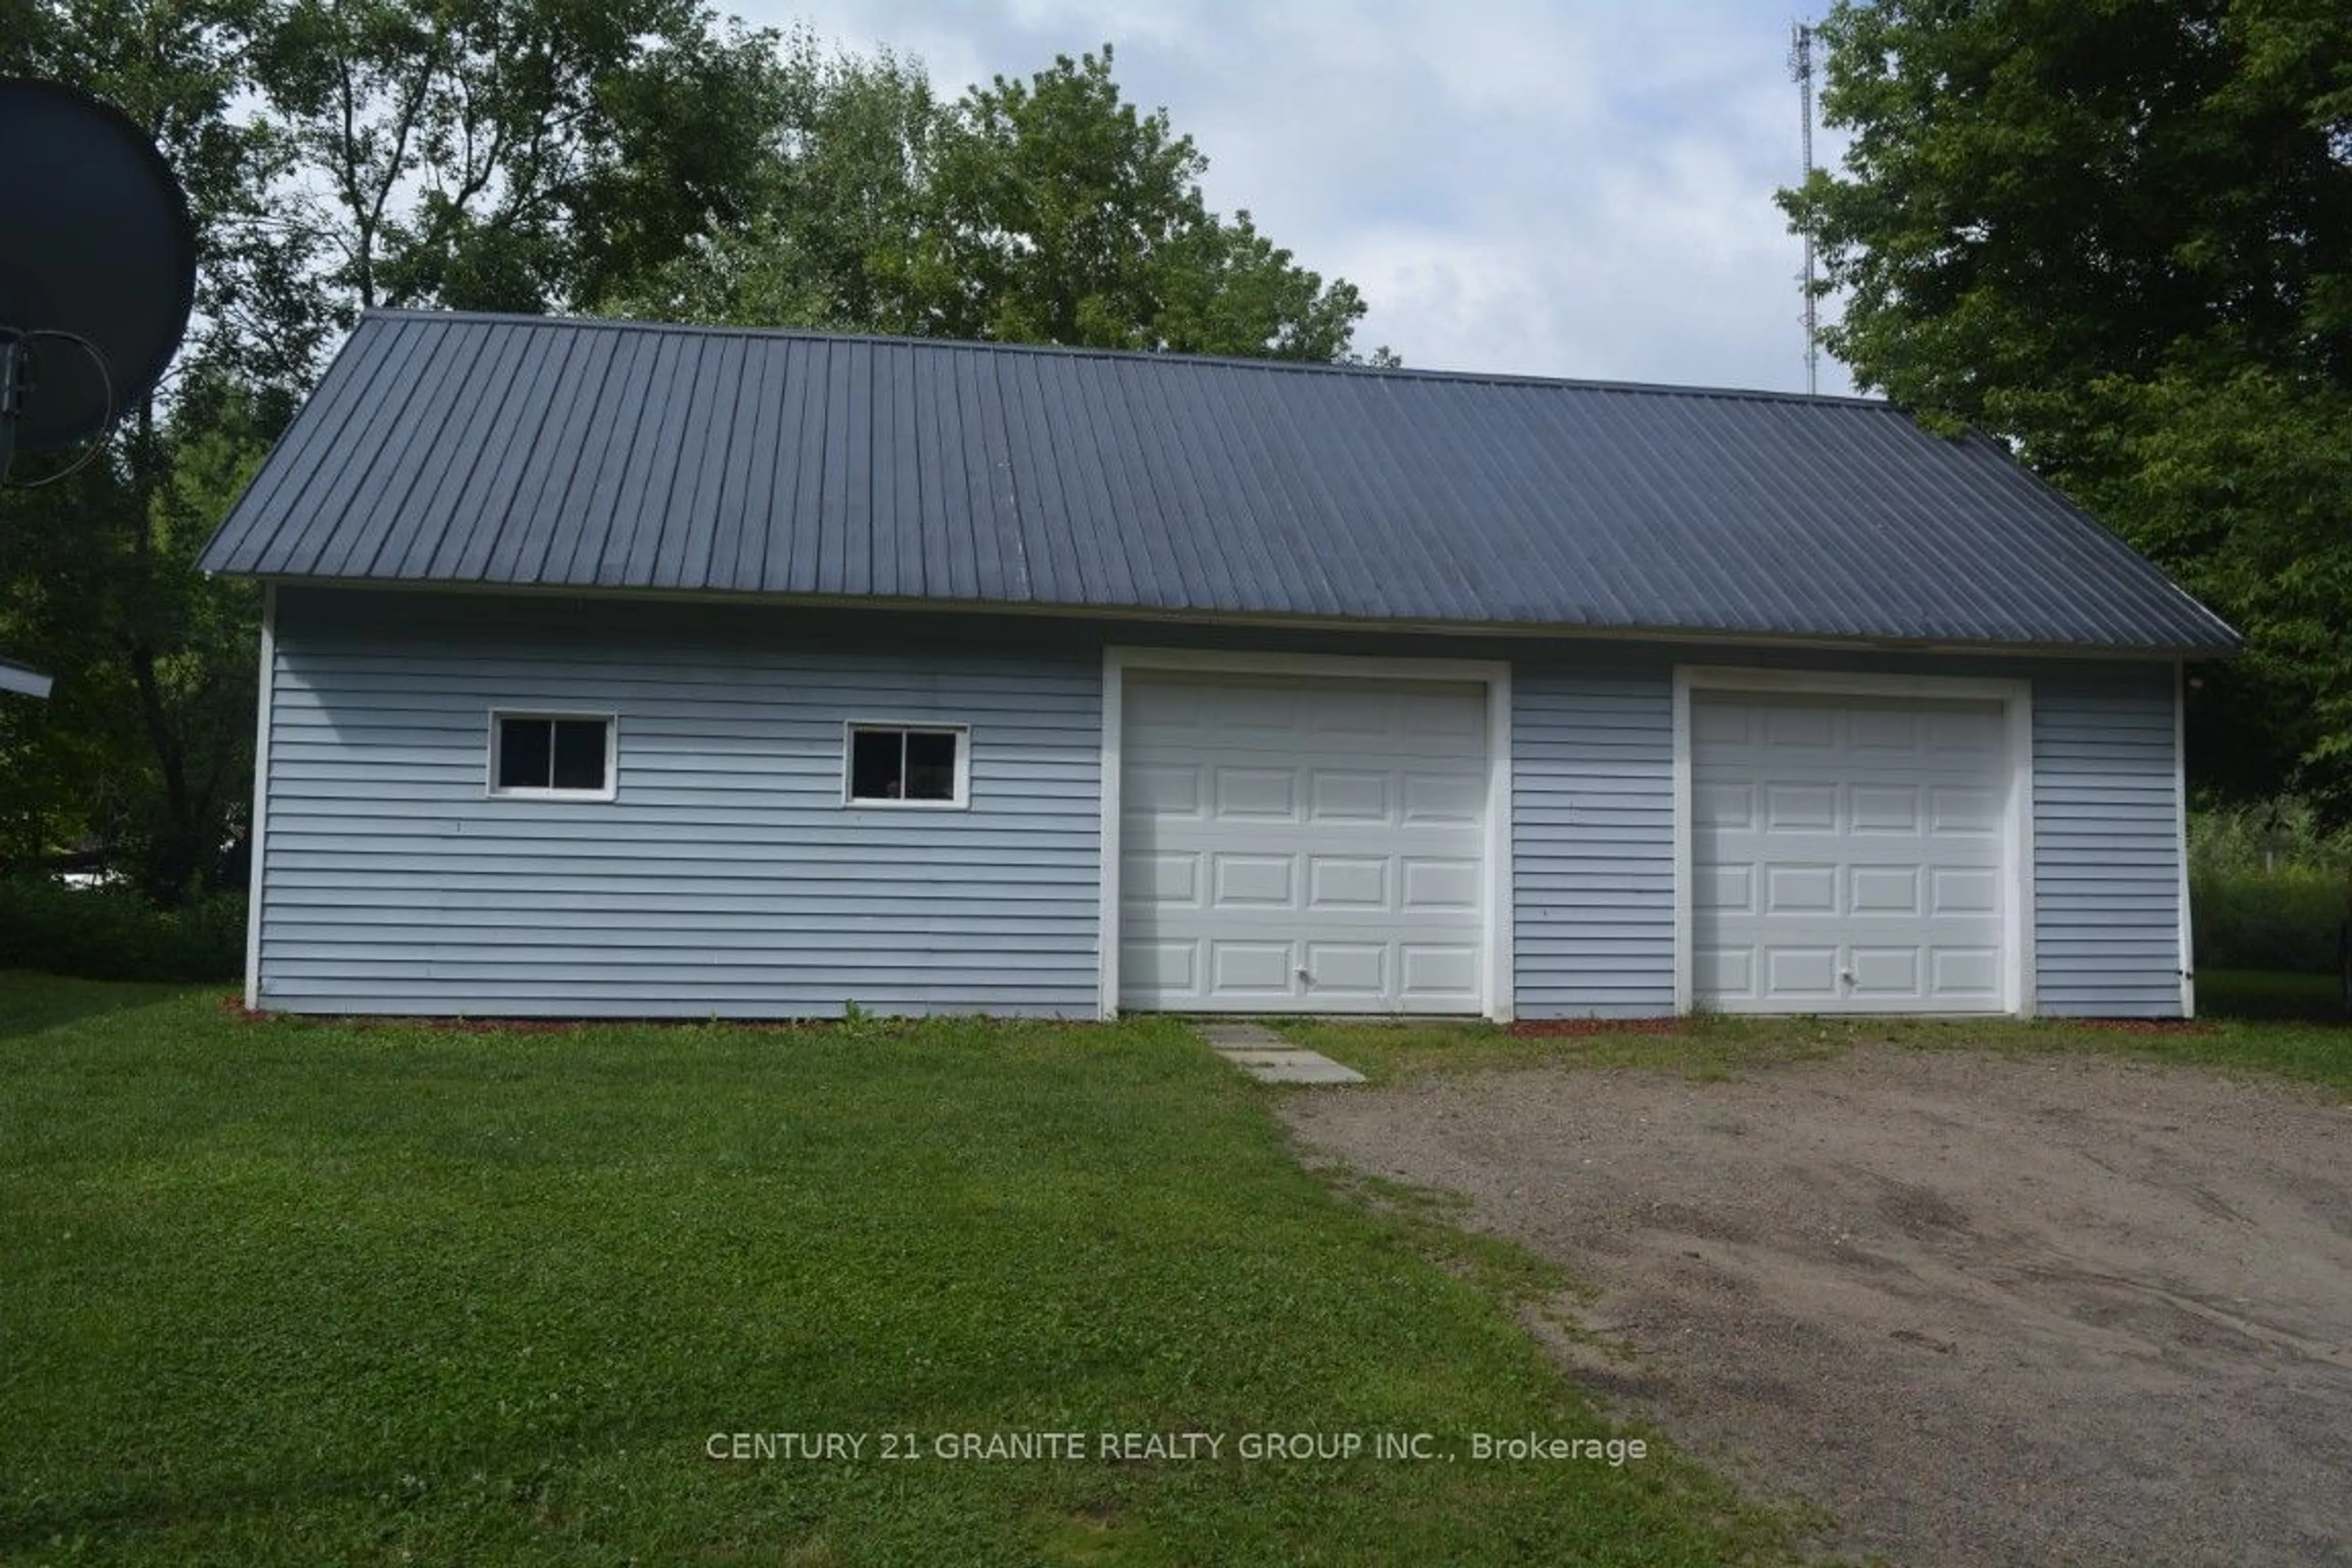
[0,77,197,477]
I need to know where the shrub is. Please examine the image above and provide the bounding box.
[0,877,244,982]
[2190,865,2348,974]
[2188,800,2352,974]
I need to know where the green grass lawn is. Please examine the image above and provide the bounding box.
[1280,976,2352,1094]
[0,974,1800,1567]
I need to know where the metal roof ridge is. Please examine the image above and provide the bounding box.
[353,307,1901,411]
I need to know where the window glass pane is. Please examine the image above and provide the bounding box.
[497,717,552,789]
[551,720,608,791]
[850,728,903,799]
[904,731,959,801]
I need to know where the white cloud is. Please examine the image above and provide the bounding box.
[736,0,1856,394]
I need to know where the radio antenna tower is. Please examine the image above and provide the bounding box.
[1789,20,1820,396]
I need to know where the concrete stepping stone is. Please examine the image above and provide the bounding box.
[1194,1022,1365,1085]
[1246,1057,1368,1085]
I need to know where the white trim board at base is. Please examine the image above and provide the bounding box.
[1098,646,1514,1020]
[1671,665,2036,1017]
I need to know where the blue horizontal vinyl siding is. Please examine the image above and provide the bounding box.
[1512,658,1677,1017]
[2031,663,2184,1017]
[1506,646,2186,1019]
[251,590,2190,1020]
[257,589,1101,1016]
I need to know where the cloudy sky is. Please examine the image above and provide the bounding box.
[733,0,1858,396]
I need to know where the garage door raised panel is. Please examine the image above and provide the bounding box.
[1692,690,2011,1015]
[1120,671,1488,1014]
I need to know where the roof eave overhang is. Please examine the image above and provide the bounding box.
[225,572,2245,662]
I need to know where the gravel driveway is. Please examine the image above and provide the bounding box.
[1281,1046,2352,1567]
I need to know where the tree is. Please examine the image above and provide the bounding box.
[1780,0,2352,816]
[619,43,1378,363]
[606,27,940,333]
[2,0,790,899]
[246,0,787,316]
[0,379,276,899]
[916,47,1368,359]
[4,13,1386,902]
[2,0,296,898]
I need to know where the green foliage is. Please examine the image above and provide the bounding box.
[8,0,339,398]
[4,0,789,903]
[7,13,1387,911]
[245,0,786,314]
[0,987,1797,1564]
[920,47,1367,359]
[2190,797,2352,875]
[2193,867,2348,973]
[614,42,1379,363]
[2,1,300,895]
[2118,372,2352,801]
[0,879,243,981]
[2188,799,2352,973]
[1781,0,2352,816]
[609,28,940,332]
[0,388,268,899]
[1784,0,2352,426]
[6,5,314,900]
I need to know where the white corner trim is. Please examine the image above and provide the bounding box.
[1096,653,1125,1019]
[243,584,277,1010]
[1100,644,1517,1021]
[1673,663,2037,1017]
[2174,659,2195,1019]
[1485,666,1516,1022]
[1671,666,1694,1014]
[2006,684,2038,1019]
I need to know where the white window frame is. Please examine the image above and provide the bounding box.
[842,721,972,810]
[1670,665,2036,1017]
[486,709,619,801]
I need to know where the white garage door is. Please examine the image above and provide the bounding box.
[1118,672,1489,1014]
[1692,691,2012,1014]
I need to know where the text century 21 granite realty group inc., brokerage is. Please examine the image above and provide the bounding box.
[704,1430,1653,1466]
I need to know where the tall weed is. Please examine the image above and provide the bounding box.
[2190,800,2352,973]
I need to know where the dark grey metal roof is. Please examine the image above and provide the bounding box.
[200,309,2239,654]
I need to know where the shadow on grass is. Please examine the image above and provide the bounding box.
[2199,968,2348,1025]
[0,971,209,1043]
